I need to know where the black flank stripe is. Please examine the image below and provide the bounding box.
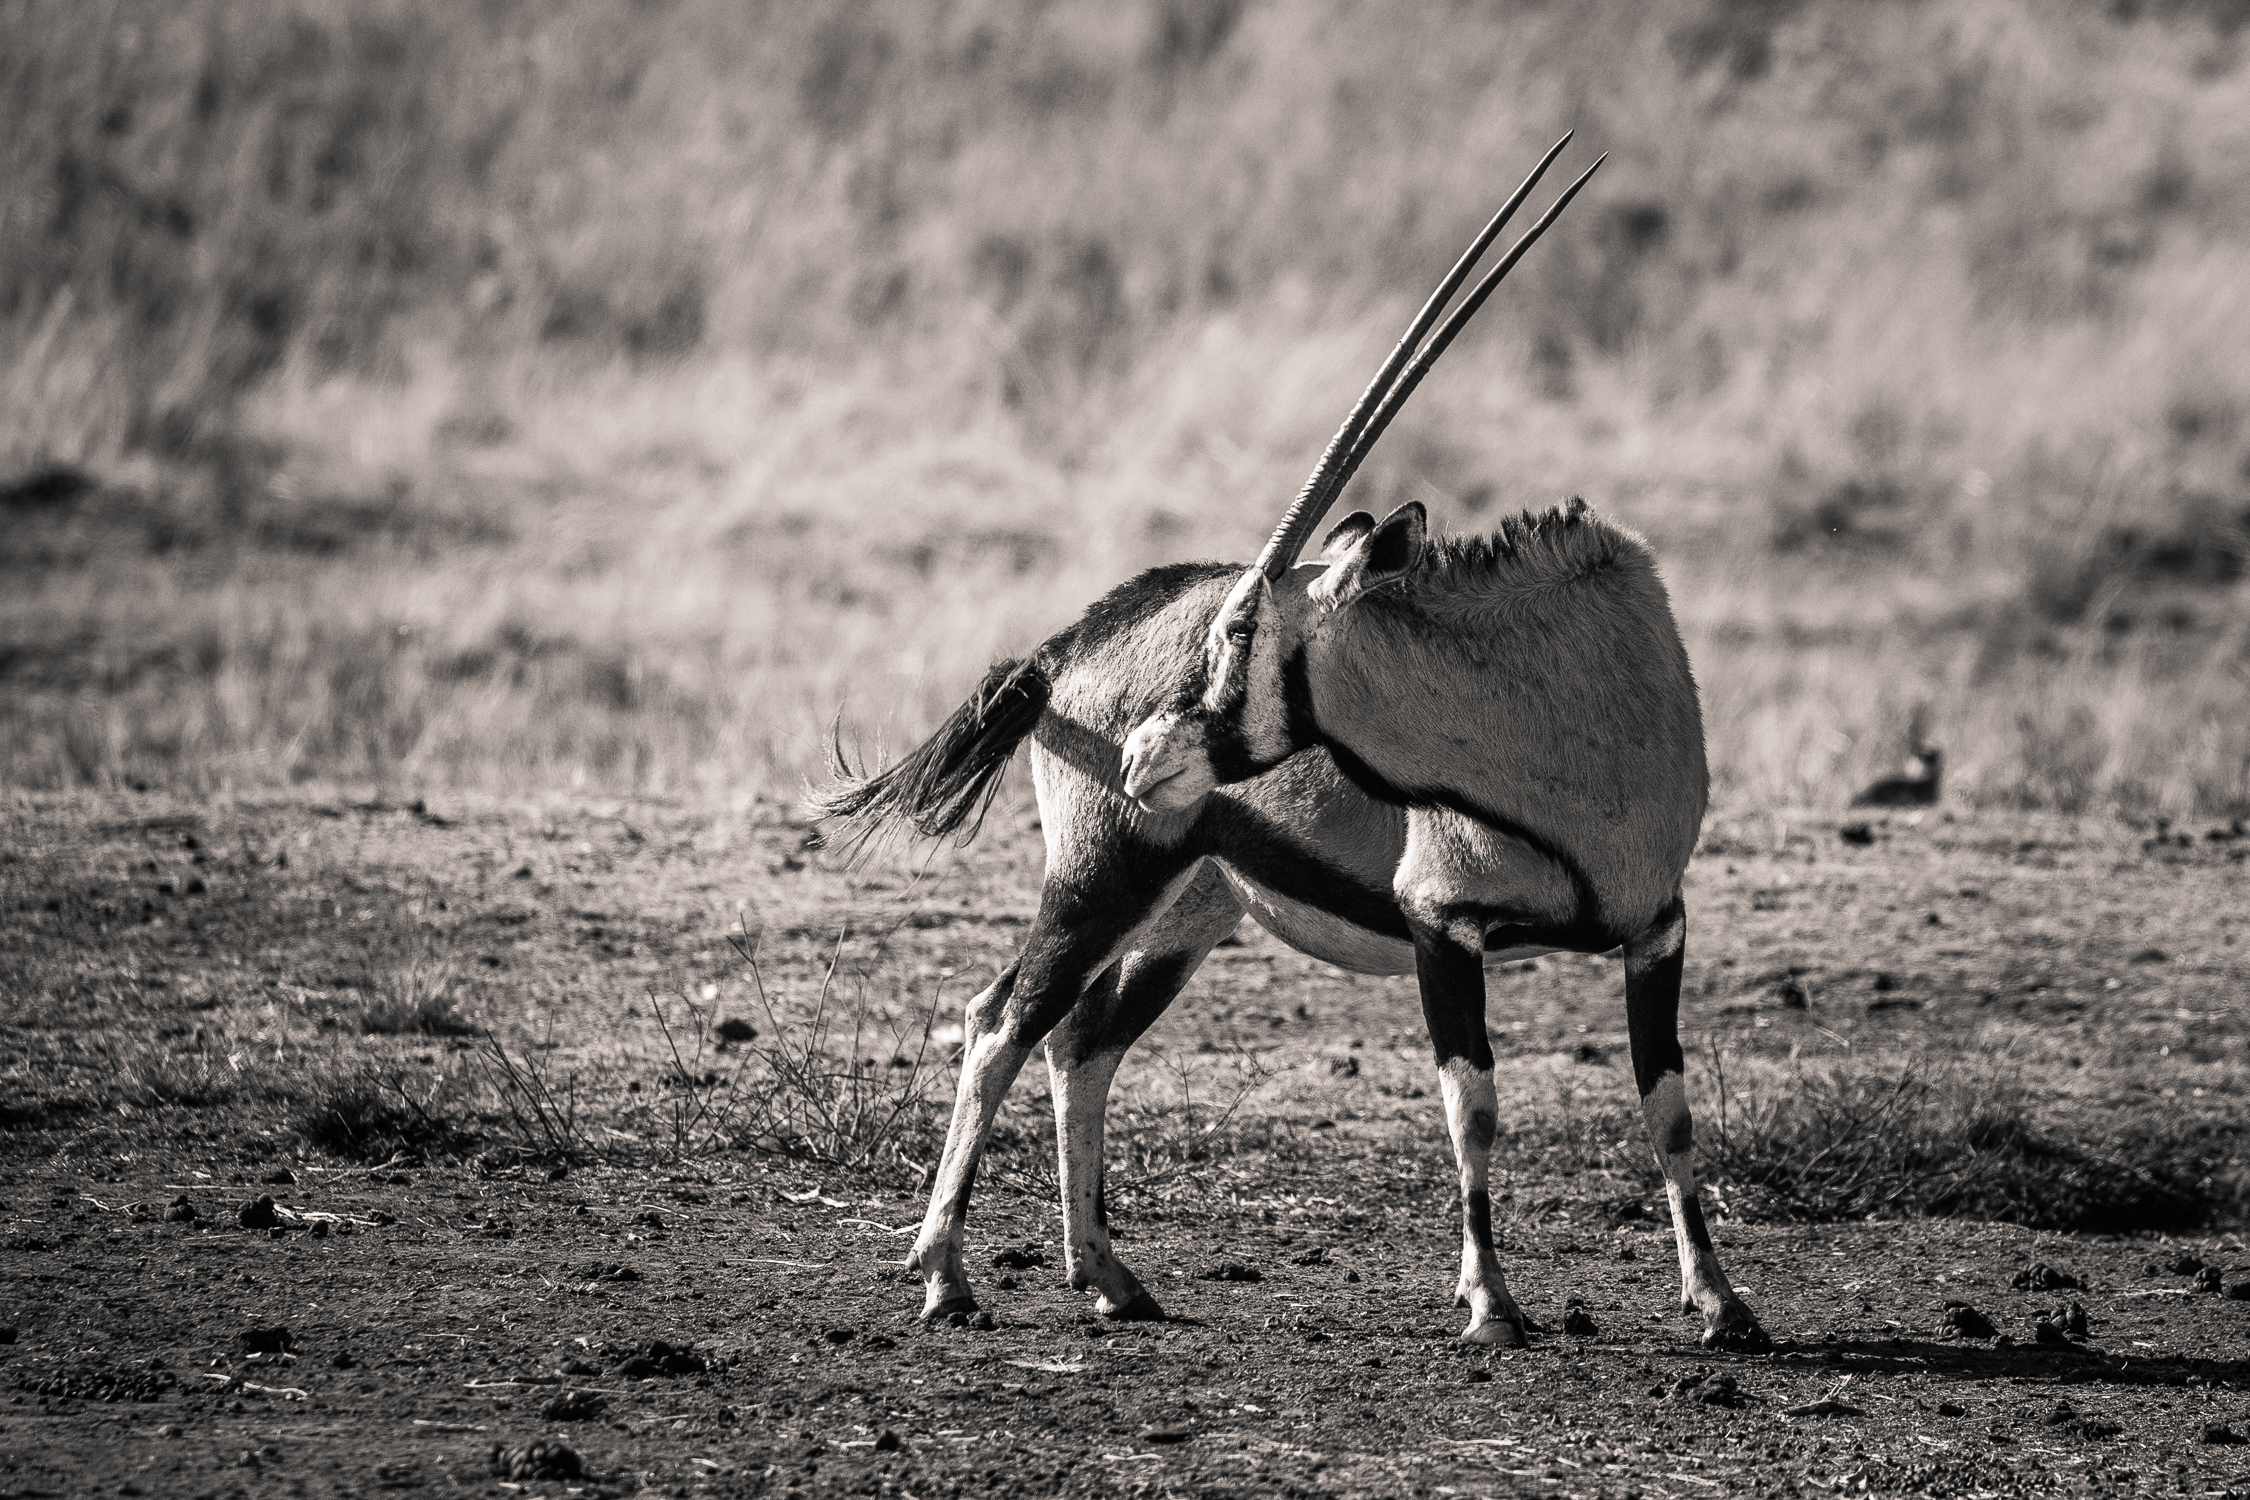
[1319,734,1610,944]
[1188,798,1411,943]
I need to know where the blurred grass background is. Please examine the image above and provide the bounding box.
[4,0,2249,813]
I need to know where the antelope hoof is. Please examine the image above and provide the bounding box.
[921,1289,979,1323]
[1459,1313,1527,1348]
[1099,1290,1167,1322]
[1700,1304,1771,1353]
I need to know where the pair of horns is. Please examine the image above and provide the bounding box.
[1254,133,1606,580]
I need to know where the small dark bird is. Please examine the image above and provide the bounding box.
[1853,745,1941,808]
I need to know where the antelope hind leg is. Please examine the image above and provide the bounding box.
[1045,866,1242,1320]
[906,964,1030,1320]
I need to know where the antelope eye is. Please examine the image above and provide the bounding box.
[1224,619,1254,641]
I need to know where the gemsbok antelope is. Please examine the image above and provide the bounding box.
[815,135,1770,1351]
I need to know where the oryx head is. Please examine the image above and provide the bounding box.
[1120,135,1605,814]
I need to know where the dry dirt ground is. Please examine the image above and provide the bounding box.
[3,791,2249,1498]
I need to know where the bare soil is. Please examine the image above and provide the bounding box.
[3,792,2248,1498]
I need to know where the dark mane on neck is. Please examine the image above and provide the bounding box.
[1376,498,1649,621]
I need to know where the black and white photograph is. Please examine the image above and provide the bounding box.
[4,2,2249,1494]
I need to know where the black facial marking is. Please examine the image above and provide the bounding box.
[1412,927,1493,1071]
[1624,897,1689,1099]
[1676,1194,1716,1255]
[1664,1112,1694,1157]
[1280,646,1321,755]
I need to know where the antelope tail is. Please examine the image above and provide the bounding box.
[808,656,1050,857]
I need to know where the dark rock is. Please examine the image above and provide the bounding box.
[163,1195,198,1223]
[1783,1399,1865,1418]
[2201,1422,2248,1445]
[1140,1425,1195,1442]
[1936,1401,1967,1417]
[1693,1374,1742,1408]
[990,1245,1047,1270]
[970,1311,996,1331]
[1839,822,1875,846]
[490,1441,582,1481]
[713,1018,758,1045]
[1465,1368,1492,1384]
[2227,1281,2250,1301]
[2161,1251,2205,1275]
[996,1274,1020,1290]
[578,1262,640,1283]
[236,1327,294,1357]
[629,1209,665,1230]
[558,1357,600,1377]
[824,1326,857,1344]
[2010,1263,2084,1292]
[0,1328,15,1345]
[237,1196,281,1231]
[1561,1307,1599,1337]
[874,1430,902,1452]
[261,1170,295,1186]
[540,1390,605,1422]
[1943,1302,1996,1338]
[1197,1262,1263,1283]
[2195,1266,2224,1293]
[2033,1320,2068,1346]
[330,1352,354,1370]
[611,1340,704,1378]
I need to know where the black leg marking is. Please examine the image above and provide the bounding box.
[1465,1188,1494,1248]
[1413,927,1493,1071]
[1676,1194,1716,1256]
[1624,897,1688,1098]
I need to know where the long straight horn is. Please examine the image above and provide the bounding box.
[1253,132,1576,581]
[1332,153,1605,493]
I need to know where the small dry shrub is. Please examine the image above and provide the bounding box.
[354,955,477,1037]
[291,1070,473,1163]
[723,937,952,1169]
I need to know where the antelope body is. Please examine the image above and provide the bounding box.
[816,138,1768,1351]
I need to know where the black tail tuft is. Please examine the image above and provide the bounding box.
[809,656,1050,859]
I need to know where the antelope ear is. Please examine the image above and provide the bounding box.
[1319,511,1375,560]
[1308,502,1426,611]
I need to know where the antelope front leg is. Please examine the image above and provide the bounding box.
[1624,901,1769,1351]
[1415,927,1527,1346]
[906,967,1030,1320]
